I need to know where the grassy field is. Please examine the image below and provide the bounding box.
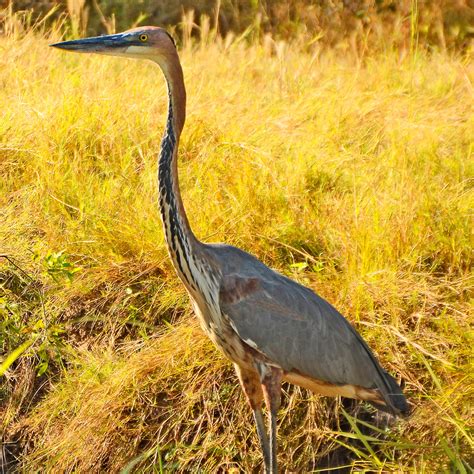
[1,17,473,473]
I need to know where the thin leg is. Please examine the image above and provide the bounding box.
[234,364,271,472]
[253,407,271,470]
[269,406,278,474]
[259,364,283,474]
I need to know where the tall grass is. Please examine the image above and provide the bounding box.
[1,11,473,473]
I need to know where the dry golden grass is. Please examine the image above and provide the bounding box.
[1,12,473,473]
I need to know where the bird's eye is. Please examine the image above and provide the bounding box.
[139,34,148,42]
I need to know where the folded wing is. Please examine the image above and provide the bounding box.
[218,269,408,415]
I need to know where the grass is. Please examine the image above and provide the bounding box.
[1,15,473,473]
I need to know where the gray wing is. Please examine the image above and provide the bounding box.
[211,245,406,413]
[219,271,384,387]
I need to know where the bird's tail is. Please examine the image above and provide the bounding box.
[372,371,410,416]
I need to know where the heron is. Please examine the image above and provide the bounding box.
[51,27,409,473]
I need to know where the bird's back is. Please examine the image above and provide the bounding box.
[206,243,408,415]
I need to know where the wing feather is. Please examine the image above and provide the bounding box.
[207,243,408,414]
[220,273,373,383]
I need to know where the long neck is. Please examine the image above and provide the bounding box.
[156,53,201,291]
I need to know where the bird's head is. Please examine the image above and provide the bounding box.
[50,26,176,62]
[51,26,186,132]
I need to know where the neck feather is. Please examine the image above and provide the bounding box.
[155,52,201,290]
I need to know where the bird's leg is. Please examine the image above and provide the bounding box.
[234,364,271,471]
[259,364,283,474]
[253,408,271,471]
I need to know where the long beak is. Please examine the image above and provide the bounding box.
[50,33,131,54]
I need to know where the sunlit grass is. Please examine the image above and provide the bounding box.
[1,19,473,473]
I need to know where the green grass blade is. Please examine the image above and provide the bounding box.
[0,337,37,376]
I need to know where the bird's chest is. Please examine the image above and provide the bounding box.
[191,297,252,369]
